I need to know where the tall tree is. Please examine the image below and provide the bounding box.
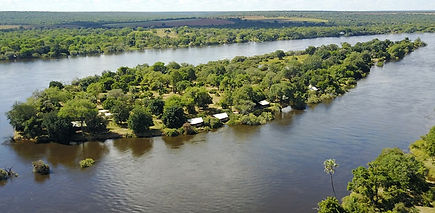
[324,159,339,197]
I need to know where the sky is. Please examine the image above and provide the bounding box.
[1,0,434,11]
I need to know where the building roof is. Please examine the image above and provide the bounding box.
[308,84,318,91]
[213,112,229,120]
[259,100,270,106]
[188,117,204,125]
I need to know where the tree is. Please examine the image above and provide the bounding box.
[111,100,132,124]
[184,87,213,109]
[423,126,435,160]
[42,111,75,144]
[6,102,38,132]
[145,98,164,116]
[58,99,98,133]
[317,197,346,213]
[127,106,153,135]
[324,159,339,197]
[162,105,186,128]
[49,81,64,89]
[347,148,428,211]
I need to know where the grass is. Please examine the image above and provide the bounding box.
[416,206,435,213]
[0,25,21,29]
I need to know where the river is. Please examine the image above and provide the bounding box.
[0,33,435,212]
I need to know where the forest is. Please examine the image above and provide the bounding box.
[317,126,435,213]
[6,38,425,144]
[0,11,434,60]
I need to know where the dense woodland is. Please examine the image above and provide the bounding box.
[0,11,434,60]
[318,126,435,213]
[7,38,424,143]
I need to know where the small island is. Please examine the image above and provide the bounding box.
[7,38,425,144]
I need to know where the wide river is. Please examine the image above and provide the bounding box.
[1,33,435,212]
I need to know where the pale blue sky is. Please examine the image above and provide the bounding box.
[1,0,434,11]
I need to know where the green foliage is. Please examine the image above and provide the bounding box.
[58,98,98,125]
[42,111,75,144]
[203,116,223,129]
[145,98,165,116]
[0,169,8,180]
[79,158,95,168]
[111,100,132,124]
[317,197,346,213]
[127,106,153,135]
[346,148,428,211]
[6,102,38,132]
[162,105,186,128]
[228,112,273,126]
[184,87,212,109]
[422,126,435,159]
[32,160,50,175]
[162,128,180,137]
[49,81,64,89]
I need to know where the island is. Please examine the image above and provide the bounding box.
[7,38,425,144]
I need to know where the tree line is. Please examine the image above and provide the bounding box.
[0,23,433,61]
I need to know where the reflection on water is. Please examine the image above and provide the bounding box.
[10,142,109,168]
[113,138,153,157]
[33,173,50,184]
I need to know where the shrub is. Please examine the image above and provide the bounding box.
[163,128,180,137]
[181,123,197,135]
[80,158,95,168]
[0,169,8,180]
[317,196,346,213]
[32,160,50,175]
[204,116,223,129]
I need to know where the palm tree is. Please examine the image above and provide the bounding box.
[323,159,338,197]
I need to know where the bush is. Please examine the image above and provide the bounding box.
[204,116,223,129]
[317,197,346,213]
[181,123,197,135]
[163,128,180,137]
[80,158,95,168]
[0,169,8,180]
[32,160,50,175]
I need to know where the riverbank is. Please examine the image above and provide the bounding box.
[8,38,426,144]
[317,126,435,212]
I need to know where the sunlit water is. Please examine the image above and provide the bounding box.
[0,33,435,212]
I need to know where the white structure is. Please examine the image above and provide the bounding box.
[308,84,318,91]
[71,121,85,128]
[259,100,270,106]
[188,117,204,126]
[213,112,229,121]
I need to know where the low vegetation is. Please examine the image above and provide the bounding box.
[317,126,435,212]
[79,158,96,168]
[6,38,424,144]
[32,160,50,175]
